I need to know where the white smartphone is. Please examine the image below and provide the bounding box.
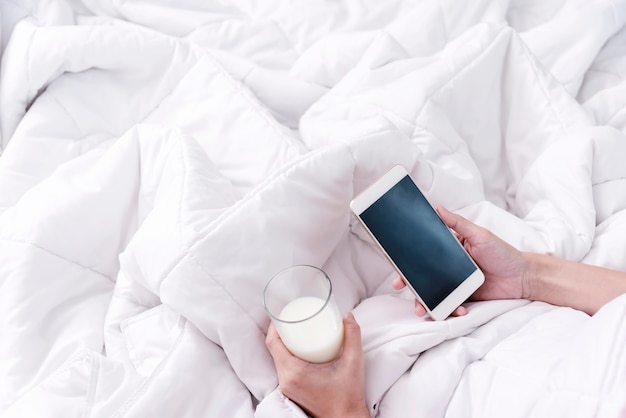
[350,165,484,320]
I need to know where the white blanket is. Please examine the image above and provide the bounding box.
[1,0,625,417]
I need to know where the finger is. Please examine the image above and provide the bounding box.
[265,323,297,363]
[265,321,279,345]
[392,276,406,290]
[340,312,363,361]
[437,206,480,240]
[452,305,468,316]
[414,299,427,317]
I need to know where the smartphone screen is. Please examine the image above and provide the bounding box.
[359,175,477,310]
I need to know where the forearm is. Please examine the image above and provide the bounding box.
[523,253,626,315]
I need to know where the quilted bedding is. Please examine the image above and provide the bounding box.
[1,0,626,417]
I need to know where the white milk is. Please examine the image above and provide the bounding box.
[278,296,344,363]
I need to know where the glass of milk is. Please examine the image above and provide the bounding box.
[263,265,344,363]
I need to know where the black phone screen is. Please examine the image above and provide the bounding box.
[359,175,477,309]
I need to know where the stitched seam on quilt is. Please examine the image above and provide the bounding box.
[602,101,626,127]
[186,144,331,249]
[437,0,449,42]
[49,93,85,137]
[596,297,626,396]
[0,237,114,282]
[176,130,187,262]
[142,41,303,153]
[81,353,100,418]
[132,45,204,130]
[134,133,218,296]
[2,18,36,150]
[608,0,620,27]
[110,321,186,417]
[516,39,570,137]
[7,351,93,415]
[277,389,309,417]
[311,24,511,136]
[199,47,306,151]
[267,17,301,55]
[174,144,354,334]
[185,234,273,335]
[415,25,572,139]
[318,24,570,144]
[139,131,189,293]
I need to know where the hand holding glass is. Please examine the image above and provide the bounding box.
[263,265,344,363]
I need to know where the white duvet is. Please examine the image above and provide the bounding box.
[1,0,625,417]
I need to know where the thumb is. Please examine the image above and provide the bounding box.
[265,322,294,363]
[341,312,363,359]
[437,206,478,240]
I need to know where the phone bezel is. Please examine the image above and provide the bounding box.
[350,165,484,320]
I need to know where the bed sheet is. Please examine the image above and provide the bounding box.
[1,0,625,417]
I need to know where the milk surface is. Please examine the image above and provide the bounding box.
[278,296,343,363]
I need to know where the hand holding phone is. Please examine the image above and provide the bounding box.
[350,165,484,320]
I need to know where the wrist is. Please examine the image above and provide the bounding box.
[521,252,555,302]
[520,252,541,301]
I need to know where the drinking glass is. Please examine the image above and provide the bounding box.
[263,265,344,363]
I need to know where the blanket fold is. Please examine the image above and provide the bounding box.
[1,0,626,417]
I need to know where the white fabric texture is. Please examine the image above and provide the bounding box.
[1,0,625,417]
